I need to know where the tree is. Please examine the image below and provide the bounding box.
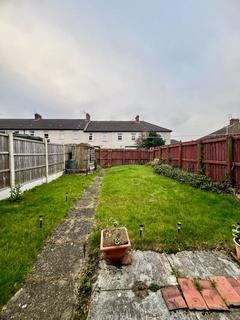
[136,131,165,149]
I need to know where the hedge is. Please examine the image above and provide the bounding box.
[153,164,233,194]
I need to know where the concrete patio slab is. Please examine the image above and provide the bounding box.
[95,250,177,291]
[88,250,240,320]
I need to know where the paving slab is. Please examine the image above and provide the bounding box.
[161,286,188,311]
[198,279,228,311]
[89,250,240,320]
[209,276,240,307]
[95,250,177,291]
[0,279,76,320]
[88,289,171,320]
[167,251,240,279]
[178,278,208,311]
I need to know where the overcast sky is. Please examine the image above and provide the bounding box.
[0,1,239,140]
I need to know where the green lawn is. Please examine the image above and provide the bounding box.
[92,165,240,253]
[0,173,94,309]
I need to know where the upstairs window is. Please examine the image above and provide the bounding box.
[131,133,136,141]
[72,131,79,140]
[117,133,122,141]
[59,131,64,140]
[102,134,107,142]
[89,133,93,141]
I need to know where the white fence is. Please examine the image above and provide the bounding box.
[0,132,65,200]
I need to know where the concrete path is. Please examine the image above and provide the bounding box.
[88,250,240,320]
[1,175,103,320]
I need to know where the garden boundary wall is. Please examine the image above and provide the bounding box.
[0,132,65,200]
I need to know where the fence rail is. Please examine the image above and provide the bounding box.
[95,134,240,191]
[0,132,65,197]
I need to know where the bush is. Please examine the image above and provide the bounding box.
[154,164,233,194]
[10,184,23,201]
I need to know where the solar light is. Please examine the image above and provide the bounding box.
[39,215,43,228]
[177,222,181,233]
[139,224,144,239]
[65,192,68,201]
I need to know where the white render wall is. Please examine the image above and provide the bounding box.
[16,130,171,147]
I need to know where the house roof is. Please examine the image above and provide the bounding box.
[0,118,171,132]
[204,119,240,137]
[170,139,179,144]
[0,119,87,130]
[85,121,171,132]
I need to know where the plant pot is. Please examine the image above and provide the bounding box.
[234,237,240,260]
[100,227,131,263]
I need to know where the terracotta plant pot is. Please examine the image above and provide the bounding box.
[100,227,131,263]
[234,237,240,260]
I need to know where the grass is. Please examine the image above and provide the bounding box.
[92,165,240,253]
[0,173,95,309]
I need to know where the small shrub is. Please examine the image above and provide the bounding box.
[79,276,92,295]
[194,279,203,292]
[148,283,160,292]
[10,184,23,201]
[154,164,233,194]
[171,265,180,278]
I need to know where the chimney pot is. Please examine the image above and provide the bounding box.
[86,113,91,122]
[135,115,140,123]
[230,118,239,126]
[34,113,42,121]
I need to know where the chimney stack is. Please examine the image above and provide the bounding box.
[34,113,42,121]
[135,115,140,123]
[230,118,239,126]
[86,113,91,122]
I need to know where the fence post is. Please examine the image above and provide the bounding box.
[45,139,49,183]
[197,140,203,174]
[178,141,183,169]
[63,144,65,171]
[227,135,234,183]
[122,149,125,165]
[8,131,15,188]
[167,145,170,165]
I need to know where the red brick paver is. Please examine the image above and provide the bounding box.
[227,278,240,297]
[198,279,228,311]
[178,278,208,310]
[210,276,240,307]
[161,286,188,311]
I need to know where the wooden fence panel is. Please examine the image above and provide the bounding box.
[48,144,64,175]
[181,142,198,173]
[169,145,180,167]
[0,134,10,189]
[14,138,46,185]
[233,136,240,190]
[0,133,65,191]
[202,137,227,182]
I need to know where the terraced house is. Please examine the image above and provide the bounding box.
[0,113,172,148]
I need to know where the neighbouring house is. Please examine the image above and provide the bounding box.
[170,139,180,145]
[0,113,172,148]
[205,118,240,138]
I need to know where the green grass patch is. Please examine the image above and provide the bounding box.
[92,165,240,254]
[0,173,95,309]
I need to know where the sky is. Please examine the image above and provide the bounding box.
[0,0,239,141]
